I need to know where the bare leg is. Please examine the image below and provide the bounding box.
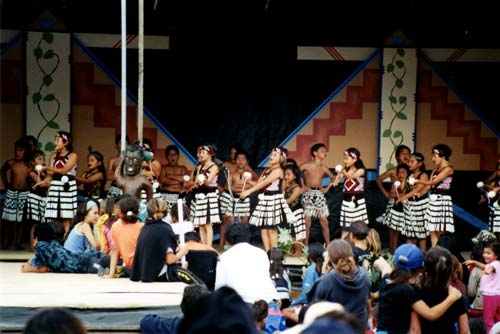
[341,230,349,240]
[205,222,213,247]
[406,238,416,244]
[218,215,231,251]
[199,225,207,244]
[418,238,427,252]
[319,216,330,245]
[304,216,312,246]
[14,223,24,249]
[430,231,440,247]
[261,229,270,252]
[269,228,278,249]
[240,215,249,224]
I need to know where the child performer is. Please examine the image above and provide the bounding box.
[334,147,368,239]
[43,131,78,235]
[1,138,31,249]
[76,151,106,200]
[106,134,130,198]
[283,164,306,247]
[186,145,221,246]
[26,150,49,250]
[299,143,336,246]
[396,152,430,251]
[240,147,294,252]
[416,144,454,247]
[482,158,500,235]
[159,145,189,211]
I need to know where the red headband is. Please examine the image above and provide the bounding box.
[433,149,443,156]
[200,145,215,155]
[344,150,357,159]
[56,132,70,143]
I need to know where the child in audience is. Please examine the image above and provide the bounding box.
[374,244,462,334]
[64,199,101,254]
[291,242,325,307]
[268,247,291,309]
[465,241,500,332]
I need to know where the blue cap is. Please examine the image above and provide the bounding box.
[393,244,424,271]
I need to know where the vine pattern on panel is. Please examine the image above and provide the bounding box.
[383,48,408,170]
[31,32,61,152]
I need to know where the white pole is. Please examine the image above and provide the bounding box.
[177,198,187,268]
[138,0,144,145]
[120,0,127,155]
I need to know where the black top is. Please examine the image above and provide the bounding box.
[376,276,421,334]
[131,219,178,282]
[418,287,468,334]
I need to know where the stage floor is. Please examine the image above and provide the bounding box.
[0,261,186,332]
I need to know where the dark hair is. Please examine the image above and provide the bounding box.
[88,151,106,194]
[56,131,73,152]
[118,196,140,223]
[72,199,99,229]
[23,135,38,150]
[268,247,285,279]
[396,163,410,176]
[165,145,180,158]
[349,221,368,240]
[115,134,131,145]
[422,246,453,297]
[395,145,411,161]
[310,143,326,156]
[23,307,87,334]
[180,285,210,315]
[411,152,426,172]
[485,241,500,258]
[389,267,419,285]
[171,202,190,221]
[345,147,366,172]
[34,223,55,242]
[142,138,154,152]
[31,149,45,162]
[252,300,268,323]
[308,242,325,275]
[285,158,298,166]
[225,222,250,245]
[470,242,486,262]
[284,164,303,187]
[185,231,202,243]
[432,144,452,160]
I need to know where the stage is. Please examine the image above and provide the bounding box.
[0,254,186,333]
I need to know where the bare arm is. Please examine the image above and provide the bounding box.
[240,168,282,199]
[463,259,486,271]
[45,153,78,175]
[411,286,461,321]
[285,186,302,206]
[376,167,396,199]
[104,248,119,278]
[76,171,104,184]
[1,160,12,188]
[409,311,421,334]
[80,223,100,250]
[417,166,453,186]
[456,313,470,334]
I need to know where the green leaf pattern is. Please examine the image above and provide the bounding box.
[30,32,61,151]
[382,48,408,168]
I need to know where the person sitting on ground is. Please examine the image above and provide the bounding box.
[253,299,268,334]
[21,222,104,274]
[349,220,371,268]
[140,284,210,334]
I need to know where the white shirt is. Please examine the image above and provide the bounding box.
[215,242,279,304]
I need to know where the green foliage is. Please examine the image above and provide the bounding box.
[277,226,306,256]
[388,95,397,104]
[33,47,43,59]
[32,92,42,104]
[43,49,55,59]
[385,162,394,170]
[395,60,404,68]
[42,32,54,44]
[44,142,55,151]
[393,130,402,138]
[397,48,405,56]
[386,63,394,73]
[368,252,393,288]
[395,79,403,88]
[43,94,55,101]
[47,121,59,129]
[398,96,407,104]
[395,112,407,120]
[43,75,53,86]
[382,129,392,138]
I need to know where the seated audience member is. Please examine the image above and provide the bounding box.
[178,286,255,334]
[253,300,268,334]
[281,301,345,334]
[214,222,279,304]
[23,307,87,334]
[140,284,210,334]
[349,221,370,268]
[21,223,103,274]
[184,231,219,289]
[130,198,192,282]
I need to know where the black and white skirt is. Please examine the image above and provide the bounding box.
[249,192,295,228]
[402,197,429,239]
[2,189,29,223]
[424,193,454,233]
[340,193,368,230]
[44,179,77,220]
[191,190,221,227]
